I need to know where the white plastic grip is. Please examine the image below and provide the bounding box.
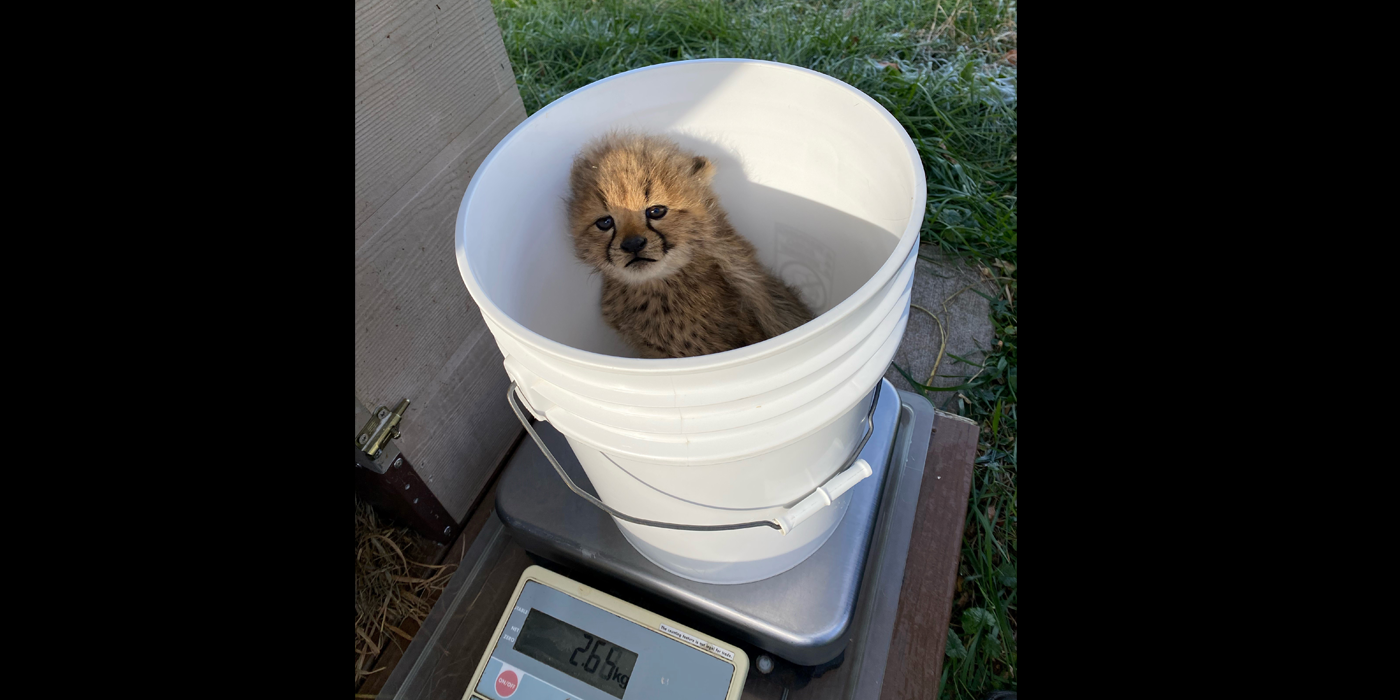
[772,458,873,534]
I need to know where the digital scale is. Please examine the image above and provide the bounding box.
[467,566,747,700]
[377,379,938,700]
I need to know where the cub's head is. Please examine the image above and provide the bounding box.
[566,133,719,284]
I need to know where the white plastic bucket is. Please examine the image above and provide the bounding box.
[456,59,925,584]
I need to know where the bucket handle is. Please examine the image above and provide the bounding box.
[506,381,881,535]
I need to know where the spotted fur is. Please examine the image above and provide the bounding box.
[566,133,814,358]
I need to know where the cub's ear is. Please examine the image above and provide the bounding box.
[691,156,716,184]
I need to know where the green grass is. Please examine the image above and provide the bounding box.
[490,2,1017,697]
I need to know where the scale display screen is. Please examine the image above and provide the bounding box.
[513,609,638,698]
[471,568,745,700]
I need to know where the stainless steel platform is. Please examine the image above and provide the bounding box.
[498,380,901,666]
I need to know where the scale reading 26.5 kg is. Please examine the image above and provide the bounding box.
[467,566,747,700]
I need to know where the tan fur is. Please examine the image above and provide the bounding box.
[566,133,814,358]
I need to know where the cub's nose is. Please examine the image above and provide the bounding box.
[620,236,647,254]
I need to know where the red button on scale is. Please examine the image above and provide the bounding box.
[495,669,519,697]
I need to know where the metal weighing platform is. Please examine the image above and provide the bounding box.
[377,381,937,700]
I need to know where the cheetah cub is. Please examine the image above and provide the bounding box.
[567,134,814,359]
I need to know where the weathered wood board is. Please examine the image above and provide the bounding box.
[877,410,980,699]
[355,0,528,521]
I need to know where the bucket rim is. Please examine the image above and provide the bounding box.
[456,58,926,374]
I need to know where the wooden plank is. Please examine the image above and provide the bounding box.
[438,428,522,562]
[395,536,536,700]
[879,410,980,699]
[742,672,788,699]
[355,0,518,229]
[356,0,529,521]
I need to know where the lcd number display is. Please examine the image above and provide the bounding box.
[514,609,638,698]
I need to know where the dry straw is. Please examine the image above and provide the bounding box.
[354,496,456,689]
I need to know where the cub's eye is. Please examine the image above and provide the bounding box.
[595,216,614,230]
[646,206,668,220]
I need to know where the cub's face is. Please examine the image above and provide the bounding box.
[566,135,718,284]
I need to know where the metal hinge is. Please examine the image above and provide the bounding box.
[356,398,409,459]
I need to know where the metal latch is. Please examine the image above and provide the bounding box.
[356,398,409,459]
